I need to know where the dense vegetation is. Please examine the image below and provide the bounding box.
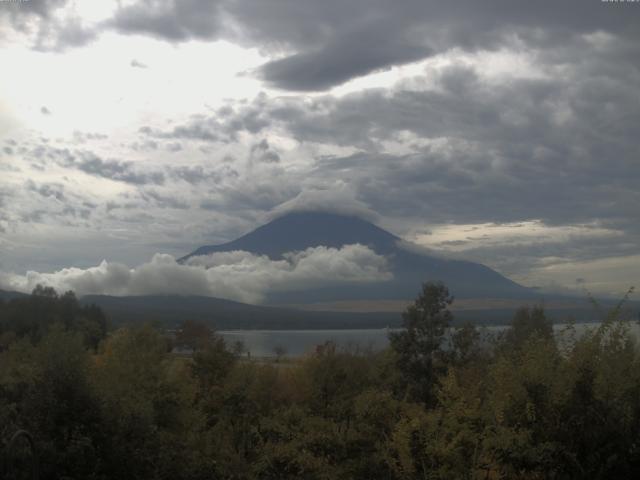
[1,283,639,479]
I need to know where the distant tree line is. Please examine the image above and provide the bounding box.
[1,282,639,479]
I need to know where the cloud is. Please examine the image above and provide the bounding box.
[25,179,65,202]
[165,141,183,152]
[250,138,280,163]
[0,0,99,51]
[110,0,225,42]
[63,150,165,185]
[130,58,147,69]
[242,0,640,89]
[139,121,223,142]
[415,221,635,280]
[257,22,433,91]
[266,185,379,224]
[14,142,165,186]
[173,50,639,231]
[168,164,239,184]
[141,189,189,210]
[0,0,68,31]
[0,245,392,304]
[4,0,639,89]
[1,1,638,296]
[72,131,109,143]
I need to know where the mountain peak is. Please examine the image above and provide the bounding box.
[182,211,400,260]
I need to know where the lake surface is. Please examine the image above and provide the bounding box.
[219,322,640,358]
[219,329,394,357]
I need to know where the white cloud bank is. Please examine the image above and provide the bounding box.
[0,244,392,304]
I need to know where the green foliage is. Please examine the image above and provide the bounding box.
[0,327,102,479]
[0,285,108,350]
[389,281,453,404]
[191,334,236,393]
[92,324,204,479]
[2,284,640,479]
[450,321,483,366]
[176,319,214,352]
[501,305,553,351]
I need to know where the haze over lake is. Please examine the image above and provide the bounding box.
[220,322,640,357]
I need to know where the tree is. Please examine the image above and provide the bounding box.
[175,319,213,352]
[191,334,236,393]
[389,281,453,405]
[450,321,482,366]
[92,325,200,479]
[502,305,552,350]
[0,326,103,479]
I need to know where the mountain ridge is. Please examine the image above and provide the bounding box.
[180,211,535,302]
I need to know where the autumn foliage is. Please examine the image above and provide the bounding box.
[1,283,639,479]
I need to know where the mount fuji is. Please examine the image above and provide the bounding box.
[180,211,534,304]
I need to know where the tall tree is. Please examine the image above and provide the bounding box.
[389,281,453,405]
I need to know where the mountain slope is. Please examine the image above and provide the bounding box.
[180,211,535,302]
[180,211,400,259]
[0,289,29,301]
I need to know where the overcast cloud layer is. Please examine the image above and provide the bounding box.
[1,0,639,296]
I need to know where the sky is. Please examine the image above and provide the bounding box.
[0,0,639,300]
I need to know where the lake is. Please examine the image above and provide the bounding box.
[219,329,394,357]
[219,322,640,357]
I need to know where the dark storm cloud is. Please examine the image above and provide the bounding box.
[258,22,433,91]
[109,0,224,42]
[7,0,639,88]
[236,0,640,90]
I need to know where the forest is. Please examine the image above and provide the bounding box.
[1,283,639,479]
